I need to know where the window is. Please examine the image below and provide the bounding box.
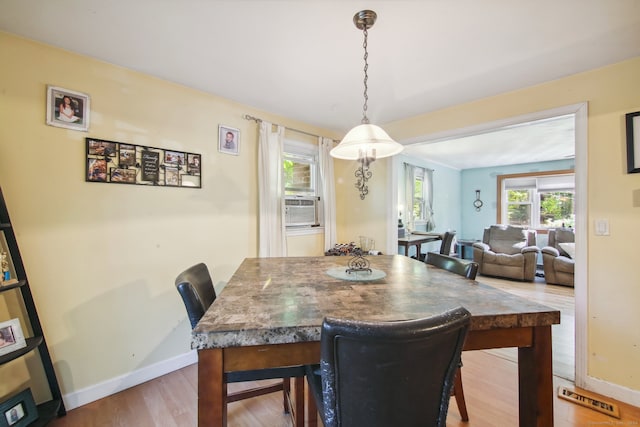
[413,167,426,221]
[499,170,575,229]
[283,140,322,229]
[283,151,316,196]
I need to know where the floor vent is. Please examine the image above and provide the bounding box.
[558,386,620,418]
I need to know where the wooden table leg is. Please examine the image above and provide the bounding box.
[198,349,227,426]
[307,386,318,427]
[518,326,554,427]
[294,376,305,427]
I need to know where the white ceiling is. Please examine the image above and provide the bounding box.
[405,114,576,170]
[1,0,638,168]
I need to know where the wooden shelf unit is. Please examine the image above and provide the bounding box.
[0,187,66,425]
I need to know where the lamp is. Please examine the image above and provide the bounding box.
[330,10,404,200]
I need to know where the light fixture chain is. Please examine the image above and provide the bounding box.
[361,26,370,124]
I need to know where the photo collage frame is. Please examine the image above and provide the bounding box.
[85,138,201,188]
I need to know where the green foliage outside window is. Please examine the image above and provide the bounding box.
[507,190,531,225]
[283,159,294,186]
[283,157,312,195]
[540,192,574,228]
[413,178,424,220]
[507,189,574,228]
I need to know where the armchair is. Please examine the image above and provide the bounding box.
[542,228,575,287]
[472,225,539,281]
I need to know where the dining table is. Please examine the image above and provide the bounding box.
[397,231,442,256]
[192,255,560,427]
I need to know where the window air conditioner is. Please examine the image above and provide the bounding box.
[285,196,319,226]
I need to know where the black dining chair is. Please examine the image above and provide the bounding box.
[426,252,478,280]
[439,230,457,256]
[305,307,471,427]
[175,263,306,425]
[415,230,456,261]
[425,252,478,421]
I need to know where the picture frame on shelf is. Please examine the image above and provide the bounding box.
[0,388,38,427]
[626,111,640,174]
[0,231,17,284]
[45,85,90,132]
[218,125,240,155]
[0,318,27,357]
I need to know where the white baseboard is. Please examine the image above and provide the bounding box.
[63,350,198,410]
[582,374,640,408]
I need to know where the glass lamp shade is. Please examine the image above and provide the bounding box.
[330,124,404,160]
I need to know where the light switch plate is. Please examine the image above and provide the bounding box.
[595,219,610,236]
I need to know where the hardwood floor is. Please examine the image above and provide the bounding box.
[477,272,576,381]
[49,275,640,426]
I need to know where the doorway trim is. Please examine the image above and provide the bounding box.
[388,102,588,388]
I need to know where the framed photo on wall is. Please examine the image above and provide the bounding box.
[626,111,640,173]
[0,318,26,357]
[0,388,38,427]
[219,125,239,155]
[46,85,90,132]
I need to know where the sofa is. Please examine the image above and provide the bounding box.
[541,228,575,287]
[472,225,539,281]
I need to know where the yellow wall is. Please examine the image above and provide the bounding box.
[334,157,391,252]
[378,57,640,390]
[0,32,334,400]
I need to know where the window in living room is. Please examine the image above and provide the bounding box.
[498,170,575,229]
[403,163,435,231]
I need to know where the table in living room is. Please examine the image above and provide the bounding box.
[457,238,481,259]
[397,232,442,256]
[192,255,560,427]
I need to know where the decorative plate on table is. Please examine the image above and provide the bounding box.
[326,268,386,282]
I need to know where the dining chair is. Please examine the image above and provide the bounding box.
[305,307,471,427]
[175,263,306,426]
[439,230,457,255]
[425,252,478,421]
[426,252,478,280]
[415,230,456,261]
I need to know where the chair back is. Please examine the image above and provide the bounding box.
[319,307,471,427]
[482,224,536,254]
[439,231,456,255]
[426,252,479,280]
[548,228,574,253]
[175,263,216,329]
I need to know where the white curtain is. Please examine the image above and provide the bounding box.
[258,121,287,257]
[319,137,337,251]
[403,163,415,231]
[424,169,435,231]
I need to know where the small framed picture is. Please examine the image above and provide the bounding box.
[88,139,117,157]
[0,389,38,427]
[87,158,108,182]
[187,153,201,174]
[118,145,136,167]
[626,111,640,173]
[110,168,137,184]
[0,318,27,357]
[165,167,180,186]
[46,85,90,132]
[180,175,201,187]
[219,125,239,155]
[164,150,185,166]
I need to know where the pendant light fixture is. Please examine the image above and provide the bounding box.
[330,10,404,200]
